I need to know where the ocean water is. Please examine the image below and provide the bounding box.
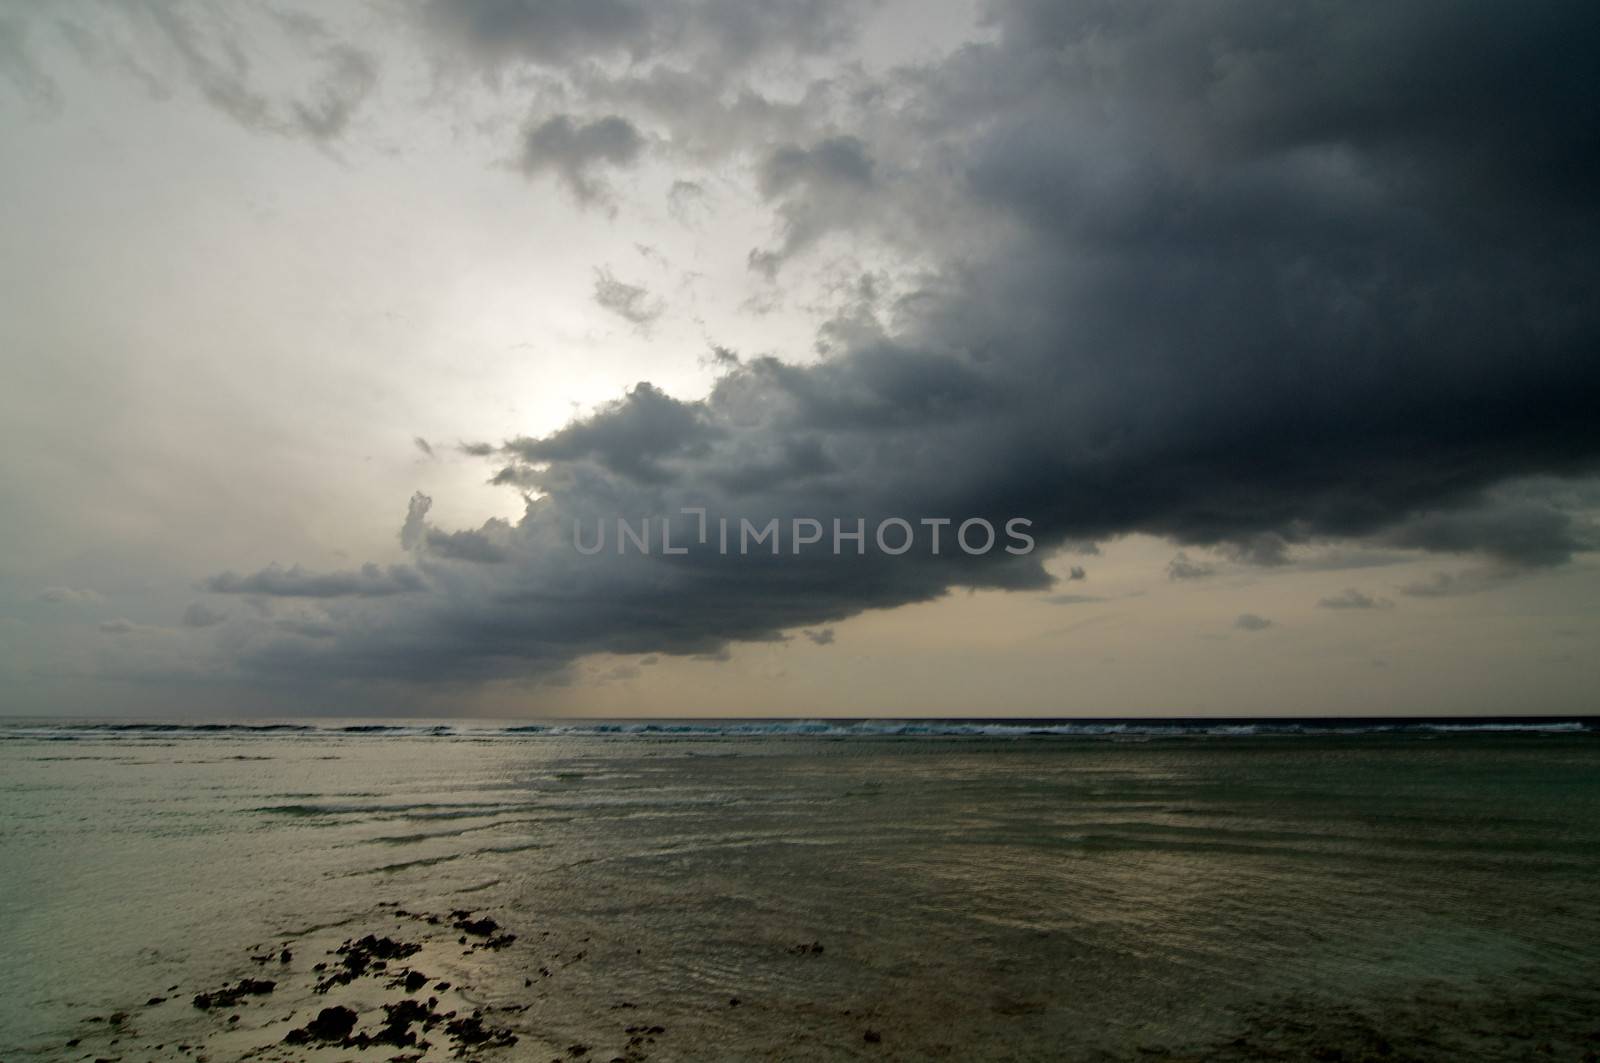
[2,719,1598,1061]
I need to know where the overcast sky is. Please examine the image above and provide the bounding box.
[2,0,1598,718]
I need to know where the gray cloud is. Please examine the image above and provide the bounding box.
[592,268,665,329]
[421,0,648,68]
[750,136,877,276]
[1167,553,1216,581]
[1234,613,1273,632]
[1398,569,1517,599]
[37,586,101,604]
[0,4,380,145]
[517,114,644,206]
[98,618,135,634]
[200,0,1600,688]
[274,615,339,639]
[128,3,377,143]
[1221,533,1293,567]
[0,14,59,108]
[1316,589,1393,611]
[288,43,377,142]
[1043,593,1106,606]
[802,627,835,646]
[203,562,426,598]
[668,179,707,223]
[421,0,858,72]
[413,436,435,458]
[181,601,228,627]
[401,493,509,563]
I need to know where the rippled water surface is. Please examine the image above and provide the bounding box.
[2,720,1598,1060]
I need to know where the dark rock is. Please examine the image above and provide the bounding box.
[446,1015,517,1049]
[145,997,166,1006]
[283,1005,358,1045]
[359,998,437,1048]
[192,979,275,1010]
[315,935,421,992]
[401,970,428,993]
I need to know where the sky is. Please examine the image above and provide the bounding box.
[1,0,1598,718]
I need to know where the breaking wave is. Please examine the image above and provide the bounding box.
[0,717,1591,742]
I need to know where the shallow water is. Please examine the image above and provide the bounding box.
[2,720,1598,1060]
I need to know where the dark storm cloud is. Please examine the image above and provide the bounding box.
[216,0,1600,685]
[500,382,709,484]
[203,562,425,597]
[516,114,644,206]
[592,269,665,329]
[1379,497,1596,568]
[802,627,835,646]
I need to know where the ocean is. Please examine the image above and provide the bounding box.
[2,719,1597,1061]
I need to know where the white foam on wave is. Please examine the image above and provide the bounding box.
[1,718,1591,741]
